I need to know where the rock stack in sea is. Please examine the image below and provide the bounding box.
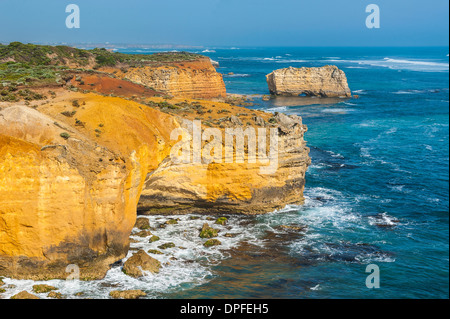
[266,65,351,98]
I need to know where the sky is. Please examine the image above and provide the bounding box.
[0,0,448,47]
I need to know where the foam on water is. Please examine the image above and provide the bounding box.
[325,57,449,72]
[1,214,270,299]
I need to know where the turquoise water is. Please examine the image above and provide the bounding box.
[3,47,447,299]
[177,47,449,299]
[133,47,449,299]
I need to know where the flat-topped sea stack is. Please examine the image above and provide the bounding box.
[121,57,226,99]
[266,65,351,98]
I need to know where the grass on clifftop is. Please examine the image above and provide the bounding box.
[0,42,204,87]
[0,42,203,68]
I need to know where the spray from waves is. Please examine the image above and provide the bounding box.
[0,185,397,299]
[223,73,251,78]
[321,108,356,114]
[0,214,267,299]
[275,59,308,63]
[257,187,396,264]
[325,57,449,72]
[266,106,288,113]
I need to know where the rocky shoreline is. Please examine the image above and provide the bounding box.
[0,43,313,284]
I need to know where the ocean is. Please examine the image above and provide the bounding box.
[2,47,448,299]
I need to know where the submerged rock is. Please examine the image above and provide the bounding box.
[157,242,176,250]
[215,217,228,226]
[204,239,222,247]
[224,233,238,238]
[10,291,40,299]
[199,223,219,239]
[266,65,351,98]
[277,225,307,231]
[122,250,161,278]
[32,284,57,294]
[134,230,152,238]
[165,218,179,225]
[109,290,146,299]
[147,249,163,255]
[48,291,65,299]
[135,217,151,230]
[149,235,160,243]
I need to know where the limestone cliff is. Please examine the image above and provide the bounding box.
[0,90,310,280]
[0,95,180,280]
[266,65,351,97]
[121,57,226,99]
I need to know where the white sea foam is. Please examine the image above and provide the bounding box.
[223,73,251,78]
[321,108,355,113]
[275,59,308,63]
[267,106,288,113]
[326,57,449,72]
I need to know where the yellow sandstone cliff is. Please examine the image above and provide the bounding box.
[121,57,227,99]
[0,94,180,279]
[0,64,309,280]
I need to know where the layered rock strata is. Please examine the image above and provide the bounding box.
[122,57,226,99]
[266,65,351,97]
[138,112,311,215]
[0,95,179,280]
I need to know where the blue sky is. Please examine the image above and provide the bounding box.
[0,0,448,46]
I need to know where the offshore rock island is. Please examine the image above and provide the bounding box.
[0,43,311,280]
[266,65,352,97]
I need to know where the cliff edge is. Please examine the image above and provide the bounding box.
[0,43,310,280]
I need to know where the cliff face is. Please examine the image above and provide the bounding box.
[266,65,351,97]
[122,57,226,99]
[0,95,180,280]
[138,113,310,215]
[0,90,310,280]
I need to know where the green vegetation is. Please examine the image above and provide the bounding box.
[147,249,163,255]
[0,42,91,66]
[0,42,204,88]
[149,235,160,243]
[268,117,277,124]
[32,284,57,294]
[157,242,176,250]
[199,224,219,239]
[0,43,201,67]
[60,132,70,139]
[0,85,47,102]
[204,239,221,247]
[215,217,228,226]
[165,219,178,225]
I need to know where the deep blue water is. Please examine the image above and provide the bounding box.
[125,47,450,299]
[4,47,447,299]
